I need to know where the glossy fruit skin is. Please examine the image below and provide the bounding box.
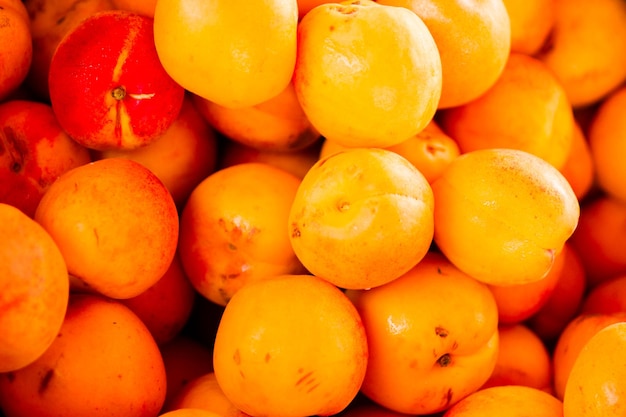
[48,10,185,151]
[563,322,626,417]
[347,251,499,415]
[213,274,368,417]
[0,203,69,373]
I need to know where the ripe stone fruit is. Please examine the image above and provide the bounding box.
[48,10,185,151]
[288,147,434,290]
[346,251,499,414]
[0,99,91,218]
[293,0,442,148]
[0,0,32,101]
[0,203,69,373]
[213,274,368,417]
[34,158,179,299]
[432,148,580,286]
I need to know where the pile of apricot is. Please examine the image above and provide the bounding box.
[2,0,626,416]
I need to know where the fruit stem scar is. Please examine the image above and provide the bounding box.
[111,86,126,100]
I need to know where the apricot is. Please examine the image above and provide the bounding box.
[431,148,579,286]
[375,0,511,109]
[0,203,68,372]
[153,0,298,108]
[347,251,499,415]
[289,147,434,290]
[502,0,555,55]
[563,322,626,417]
[212,274,368,417]
[179,163,305,306]
[559,121,595,202]
[0,294,167,417]
[48,10,185,150]
[294,0,442,148]
[580,275,626,315]
[536,0,626,107]
[439,52,575,170]
[0,99,92,218]
[34,158,179,299]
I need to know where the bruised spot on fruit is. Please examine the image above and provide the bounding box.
[38,368,55,395]
[233,348,241,365]
[264,353,271,363]
[437,353,452,367]
[1,126,27,173]
[435,326,448,338]
[291,224,301,238]
[228,242,237,251]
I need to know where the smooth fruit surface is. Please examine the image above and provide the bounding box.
[213,274,368,417]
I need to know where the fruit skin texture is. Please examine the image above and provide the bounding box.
[179,162,305,306]
[375,0,511,109]
[212,274,368,417]
[294,0,442,148]
[0,99,92,218]
[288,147,434,290]
[431,148,580,286]
[0,294,167,417]
[563,322,626,417]
[0,203,69,373]
[48,10,185,151]
[34,158,180,299]
[347,251,499,415]
[0,0,32,101]
[153,0,298,109]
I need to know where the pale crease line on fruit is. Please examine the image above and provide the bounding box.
[128,92,156,99]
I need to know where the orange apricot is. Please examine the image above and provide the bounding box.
[535,0,626,108]
[502,0,555,55]
[526,243,588,344]
[0,293,167,417]
[153,0,298,108]
[443,385,563,417]
[160,336,215,411]
[587,85,626,203]
[0,203,69,372]
[0,0,32,101]
[121,253,197,345]
[563,322,626,417]
[167,372,250,416]
[319,119,460,184]
[179,163,305,306]
[288,147,434,290]
[431,148,579,286]
[439,52,575,170]
[212,274,368,417]
[568,195,626,288]
[347,251,499,415]
[481,324,552,392]
[293,0,442,148]
[375,0,511,109]
[487,244,565,324]
[191,82,321,152]
[34,158,179,299]
[96,96,219,208]
[552,312,626,400]
[580,275,626,315]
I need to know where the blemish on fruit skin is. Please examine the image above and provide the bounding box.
[38,368,55,395]
[1,126,27,173]
[437,353,452,367]
[233,349,241,365]
[291,224,301,238]
[264,353,271,363]
[435,326,448,338]
[443,388,453,407]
